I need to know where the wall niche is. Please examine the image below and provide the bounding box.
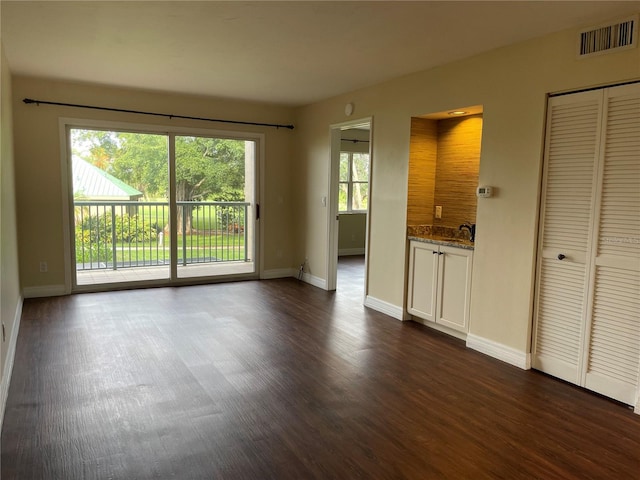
[407,109,482,229]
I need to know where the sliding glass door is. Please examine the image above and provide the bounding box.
[69,126,257,288]
[174,135,256,279]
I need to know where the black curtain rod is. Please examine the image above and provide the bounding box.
[23,98,295,130]
[341,138,369,143]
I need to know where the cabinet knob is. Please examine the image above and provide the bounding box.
[438,252,444,255]
[433,251,438,255]
[557,253,566,260]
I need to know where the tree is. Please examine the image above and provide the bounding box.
[71,129,246,233]
[71,129,119,171]
[112,133,168,198]
[175,136,245,233]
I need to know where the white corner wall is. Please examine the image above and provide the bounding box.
[1,44,23,426]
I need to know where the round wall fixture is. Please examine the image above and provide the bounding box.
[344,102,354,116]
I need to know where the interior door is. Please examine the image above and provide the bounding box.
[533,83,640,407]
[532,90,603,384]
[583,83,640,405]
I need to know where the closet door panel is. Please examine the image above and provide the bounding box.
[534,259,588,381]
[532,91,602,382]
[586,266,640,404]
[584,84,640,404]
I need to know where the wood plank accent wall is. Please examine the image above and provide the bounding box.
[407,117,437,225]
[433,114,482,227]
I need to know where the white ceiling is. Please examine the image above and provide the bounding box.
[2,1,639,106]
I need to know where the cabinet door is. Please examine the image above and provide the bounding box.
[437,246,473,332]
[407,241,439,321]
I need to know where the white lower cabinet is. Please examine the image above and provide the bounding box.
[407,240,473,333]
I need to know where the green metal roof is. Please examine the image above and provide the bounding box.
[72,157,143,200]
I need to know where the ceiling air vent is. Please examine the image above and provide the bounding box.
[578,15,638,58]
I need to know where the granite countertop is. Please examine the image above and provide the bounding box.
[408,234,474,250]
[407,224,475,250]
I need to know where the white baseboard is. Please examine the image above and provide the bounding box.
[466,333,531,370]
[259,269,330,292]
[261,268,297,280]
[411,316,468,341]
[301,272,327,290]
[635,399,639,416]
[23,284,67,298]
[338,248,365,256]
[1,296,23,429]
[262,268,327,289]
[364,295,406,321]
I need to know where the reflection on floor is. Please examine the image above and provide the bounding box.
[337,255,364,299]
[76,262,255,286]
[76,257,357,291]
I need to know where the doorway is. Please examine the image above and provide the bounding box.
[66,123,259,289]
[328,118,372,298]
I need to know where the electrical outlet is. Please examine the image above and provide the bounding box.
[39,261,48,273]
[435,206,443,219]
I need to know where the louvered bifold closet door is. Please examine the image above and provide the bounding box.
[584,83,640,405]
[532,91,602,383]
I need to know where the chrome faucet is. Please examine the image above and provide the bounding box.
[459,222,476,242]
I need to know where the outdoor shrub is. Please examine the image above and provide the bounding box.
[114,213,157,243]
[75,228,112,264]
[74,210,157,266]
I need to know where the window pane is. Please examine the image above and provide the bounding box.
[352,182,368,211]
[70,128,170,285]
[175,136,251,279]
[352,153,369,182]
[339,183,348,212]
[339,153,350,182]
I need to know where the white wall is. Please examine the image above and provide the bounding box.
[293,19,640,356]
[0,44,23,425]
[338,213,366,255]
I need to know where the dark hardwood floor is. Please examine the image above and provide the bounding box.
[3,257,640,479]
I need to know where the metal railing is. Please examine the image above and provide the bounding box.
[74,201,249,271]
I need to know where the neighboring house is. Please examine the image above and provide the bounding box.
[72,156,143,202]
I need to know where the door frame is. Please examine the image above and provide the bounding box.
[59,117,264,293]
[327,117,373,295]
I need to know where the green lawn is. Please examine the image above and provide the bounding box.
[74,204,247,267]
[76,233,246,266]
